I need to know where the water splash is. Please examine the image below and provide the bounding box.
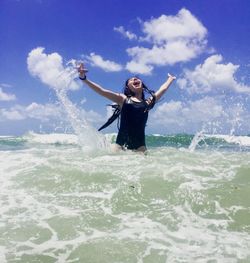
[27,48,109,151]
[188,130,205,152]
[54,61,110,151]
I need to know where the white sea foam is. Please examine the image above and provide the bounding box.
[24,132,79,145]
[0,246,7,263]
[1,138,250,262]
[19,132,117,146]
[207,134,250,146]
[189,131,250,151]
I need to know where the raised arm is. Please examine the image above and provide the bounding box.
[78,63,125,106]
[154,73,176,102]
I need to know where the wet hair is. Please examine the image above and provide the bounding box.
[124,78,145,100]
[98,77,156,131]
[124,77,156,110]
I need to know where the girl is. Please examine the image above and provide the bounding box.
[78,64,176,152]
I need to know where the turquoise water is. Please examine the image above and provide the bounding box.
[0,133,250,262]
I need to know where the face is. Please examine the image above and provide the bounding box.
[127,77,142,93]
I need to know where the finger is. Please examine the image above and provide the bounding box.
[168,73,176,79]
[80,63,88,71]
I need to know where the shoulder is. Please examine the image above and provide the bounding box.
[118,93,127,107]
[119,93,127,100]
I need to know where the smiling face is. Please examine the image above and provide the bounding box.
[127,77,143,94]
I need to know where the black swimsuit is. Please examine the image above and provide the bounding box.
[116,97,148,150]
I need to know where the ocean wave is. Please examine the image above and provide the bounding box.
[0,138,250,262]
[0,132,250,151]
[206,134,250,147]
[23,132,79,145]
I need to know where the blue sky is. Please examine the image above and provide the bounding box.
[1,0,250,135]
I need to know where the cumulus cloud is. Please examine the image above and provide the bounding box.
[125,8,208,74]
[25,102,63,121]
[0,101,104,128]
[0,109,24,120]
[149,95,250,134]
[85,53,123,72]
[0,87,16,101]
[27,47,80,91]
[84,8,208,75]
[141,9,207,44]
[126,60,153,75]
[177,54,250,94]
[82,109,104,125]
[114,26,137,40]
[0,103,63,122]
[150,97,226,133]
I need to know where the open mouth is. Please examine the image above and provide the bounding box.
[133,80,141,87]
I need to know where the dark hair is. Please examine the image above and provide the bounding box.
[124,78,146,100]
[123,77,156,110]
[98,77,156,131]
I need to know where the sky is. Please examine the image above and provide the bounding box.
[1,0,250,136]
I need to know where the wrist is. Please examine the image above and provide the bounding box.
[79,75,87,81]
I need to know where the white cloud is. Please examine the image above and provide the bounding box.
[81,109,103,125]
[85,53,123,72]
[126,39,203,74]
[126,8,208,74]
[150,97,225,133]
[83,8,208,75]
[183,97,224,122]
[0,101,104,128]
[114,26,137,40]
[0,103,63,122]
[0,87,16,101]
[126,60,153,75]
[27,47,80,91]
[150,96,250,134]
[177,54,250,94]
[0,109,24,120]
[25,102,63,121]
[141,9,207,44]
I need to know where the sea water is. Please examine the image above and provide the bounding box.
[0,133,250,263]
[1,59,249,262]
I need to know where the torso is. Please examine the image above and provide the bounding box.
[116,97,148,150]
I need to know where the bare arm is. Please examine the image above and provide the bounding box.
[78,64,125,106]
[154,73,176,102]
[81,78,125,106]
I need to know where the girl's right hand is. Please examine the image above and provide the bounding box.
[167,73,176,82]
[78,63,88,78]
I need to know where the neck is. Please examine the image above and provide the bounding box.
[133,91,143,100]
